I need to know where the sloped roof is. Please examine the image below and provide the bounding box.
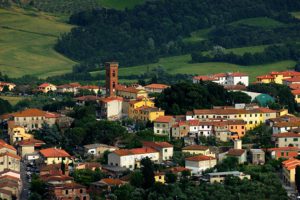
[18,138,45,147]
[113,147,157,156]
[144,84,169,89]
[274,132,300,138]
[227,149,246,156]
[182,145,209,151]
[185,155,215,162]
[40,148,71,158]
[154,116,174,123]
[142,141,173,149]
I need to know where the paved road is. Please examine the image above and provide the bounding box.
[20,162,29,200]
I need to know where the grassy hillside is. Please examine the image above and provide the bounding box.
[91,53,295,82]
[230,17,284,28]
[0,8,76,78]
[98,0,145,10]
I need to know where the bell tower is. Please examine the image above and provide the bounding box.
[105,62,118,97]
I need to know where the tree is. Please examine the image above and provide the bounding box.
[72,169,103,186]
[228,91,251,104]
[35,123,62,147]
[130,171,144,187]
[140,157,155,189]
[165,172,177,183]
[1,85,9,93]
[0,98,12,115]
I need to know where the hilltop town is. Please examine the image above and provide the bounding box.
[1,62,300,199]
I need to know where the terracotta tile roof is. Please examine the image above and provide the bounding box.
[39,83,55,88]
[284,77,300,83]
[100,178,124,186]
[80,85,99,90]
[188,120,200,126]
[41,174,73,182]
[100,96,123,103]
[0,82,15,87]
[0,175,20,181]
[144,84,170,89]
[44,112,60,118]
[228,72,248,77]
[272,71,300,77]
[58,182,86,189]
[267,147,300,152]
[282,158,300,170]
[142,141,173,149]
[18,138,45,147]
[10,108,47,117]
[75,95,101,101]
[0,182,18,188]
[185,155,216,162]
[76,162,101,170]
[40,148,71,158]
[182,145,209,151]
[154,116,174,123]
[273,121,300,128]
[289,84,300,90]
[193,75,218,81]
[256,75,274,79]
[0,189,12,196]
[274,132,300,138]
[292,90,300,95]
[227,149,246,156]
[189,107,276,115]
[57,82,81,89]
[113,147,157,156]
[168,166,191,173]
[0,152,20,160]
[116,85,140,93]
[40,164,61,172]
[224,84,247,91]
[0,140,16,152]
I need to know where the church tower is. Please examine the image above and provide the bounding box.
[105,62,118,97]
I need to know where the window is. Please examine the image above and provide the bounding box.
[294,138,299,142]
[157,130,159,133]
[65,190,68,194]
[80,189,83,194]
[164,149,168,152]
[286,152,289,156]
[281,152,284,157]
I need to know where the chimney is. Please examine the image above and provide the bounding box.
[234,139,242,150]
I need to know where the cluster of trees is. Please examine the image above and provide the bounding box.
[55,0,300,71]
[0,99,12,115]
[192,43,300,65]
[247,83,297,113]
[155,82,251,115]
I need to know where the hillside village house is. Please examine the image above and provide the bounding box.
[74,95,101,106]
[56,82,81,94]
[267,147,300,160]
[249,149,265,165]
[7,124,33,144]
[182,145,215,157]
[186,106,278,130]
[185,155,217,175]
[1,108,60,131]
[130,106,165,122]
[171,121,190,139]
[153,116,175,137]
[207,171,251,183]
[38,83,57,93]
[144,83,170,93]
[291,90,300,103]
[108,147,160,170]
[256,70,300,84]
[0,82,16,91]
[116,85,148,99]
[84,143,118,157]
[0,140,21,172]
[98,96,123,120]
[272,121,300,134]
[274,132,300,147]
[17,138,45,158]
[282,158,300,190]
[80,85,102,94]
[142,141,173,162]
[193,72,249,86]
[39,148,73,165]
[219,140,247,164]
[128,97,155,117]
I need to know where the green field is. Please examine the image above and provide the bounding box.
[91,53,296,82]
[230,17,284,28]
[183,28,211,44]
[0,95,27,105]
[202,45,268,56]
[98,0,145,10]
[292,12,300,19]
[0,8,76,78]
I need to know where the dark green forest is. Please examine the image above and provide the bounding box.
[55,0,300,72]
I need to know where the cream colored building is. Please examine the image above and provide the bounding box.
[39,148,72,165]
[108,148,160,170]
[185,155,217,175]
[0,153,21,172]
[207,171,251,183]
[98,96,123,120]
[153,116,175,136]
[274,132,300,147]
[38,83,57,93]
[116,86,148,99]
[17,138,45,158]
[182,145,215,157]
[282,158,300,190]
[142,141,173,162]
[84,143,118,157]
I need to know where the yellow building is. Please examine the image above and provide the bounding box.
[182,145,215,157]
[131,106,165,122]
[256,71,300,84]
[282,158,300,190]
[292,90,300,103]
[39,148,73,165]
[8,126,33,144]
[187,107,278,130]
[116,85,148,99]
[128,98,155,118]
[154,172,165,184]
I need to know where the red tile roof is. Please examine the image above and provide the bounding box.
[189,107,276,115]
[274,132,300,138]
[100,178,124,186]
[267,147,300,152]
[0,140,16,152]
[0,152,20,160]
[38,83,56,88]
[284,77,300,83]
[185,155,216,162]
[154,116,174,123]
[193,75,218,81]
[11,108,46,117]
[113,147,157,156]
[40,148,71,158]
[116,85,140,93]
[75,95,101,101]
[227,149,246,156]
[100,96,123,103]
[256,75,274,79]
[292,90,300,95]
[289,84,300,90]
[182,145,209,151]
[144,84,170,89]
[142,141,173,149]
[273,121,300,128]
[18,138,45,147]
[282,158,300,170]
[80,85,99,90]
[168,166,191,173]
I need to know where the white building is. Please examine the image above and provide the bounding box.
[108,147,160,170]
[193,72,249,86]
[98,96,123,120]
[185,155,217,175]
[84,143,118,157]
[272,121,300,135]
[142,141,173,162]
